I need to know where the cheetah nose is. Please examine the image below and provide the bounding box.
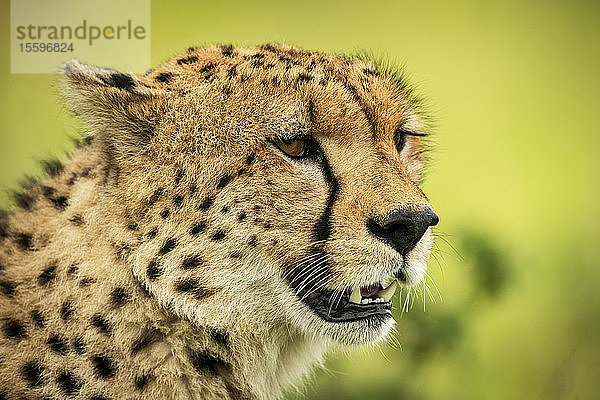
[366,208,439,256]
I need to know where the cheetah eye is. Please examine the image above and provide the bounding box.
[273,138,307,158]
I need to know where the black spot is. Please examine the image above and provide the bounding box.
[247,235,258,247]
[41,159,64,177]
[91,355,116,378]
[260,43,278,53]
[22,362,45,387]
[146,260,162,281]
[50,195,69,210]
[221,205,229,214]
[31,309,46,328]
[221,44,235,57]
[211,230,226,241]
[245,154,255,166]
[91,314,112,335]
[230,250,242,259]
[190,221,206,235]
[71,337,85,354]
[147,227,158,239]
[60,301,75,321]
[173,195,184,207]
[148,187,164,204]
[3,318,26,339]
[175,278,213,300]
[263,222,272,230]
[200,63,215,74]
[104,72,136,91]
[57,371,82,396]
[188,349,231,375]
[14,232,34,251]
[160,209,170,219]
[251,59,264,68]
[198,196,214,211]
[135,374,152,390]
[159,238,177,255]
[187,46,197,53]
[297,73,312,83]
[38,265,57,286]
[237,211,247,222]
[181,255,204,270]
[363,67,379,77]
[46,334,69,355]
[67,265,78,276]
[271,76,280,87]
[127,223,138,231]
[156,72,174,83]
[217,174,232,189]
[209,328,230,348]
[175,169,185,183]
[110,287,131,307]
[227,65,237,79]
[189,184,197,195]
[239,74,249,83]
[79,277,95,287]
[177,55,198,65]
[13,190,35,210]
[0,279,17,297]
[69,214,84,225]
[131,328,164,355]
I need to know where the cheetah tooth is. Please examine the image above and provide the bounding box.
[349,287,362,304]
[379,279,398,302]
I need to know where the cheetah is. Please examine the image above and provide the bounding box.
[0,44,438,399]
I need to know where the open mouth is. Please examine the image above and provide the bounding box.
[290,276,400,323]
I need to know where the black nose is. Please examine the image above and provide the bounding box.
[367,208,439,255]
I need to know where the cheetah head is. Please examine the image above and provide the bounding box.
[63,44,438,347]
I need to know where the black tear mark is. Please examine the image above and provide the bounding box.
[211,230,226,241]
[92,355,116,379]
[312,145,339,245]
[22,362,45,387]
[188,349,231,375]
[198,196,214,211]
[14,232,35,251]
[131,328,164,355]
[190,221,206,235]
[0,279,17,297]
[60,301,75,321]
[178,55,199,65]
[110,287,131,307]
[159,238,178,255]
[31,309,46,328]
[156,72,174,83]
[46,334,69,355]
[38,265,57,286]
[181,255,204,270]
[175,278,214,300]
[3,318,27,339]
[57,371,82,396]
[146,260,162,281]
[41,159,64,177]
[217,174,232,189]
[91,314,112,335]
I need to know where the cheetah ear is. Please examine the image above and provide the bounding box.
[62,60,165,163]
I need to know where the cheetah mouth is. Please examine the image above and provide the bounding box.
[293,279,398,323]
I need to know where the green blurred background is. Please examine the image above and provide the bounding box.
[1,0,599,399]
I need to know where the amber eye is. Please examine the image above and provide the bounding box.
[273,138,307,157]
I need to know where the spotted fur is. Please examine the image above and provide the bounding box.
[0,44,436,399]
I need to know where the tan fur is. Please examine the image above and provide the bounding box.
[0,44,436,399]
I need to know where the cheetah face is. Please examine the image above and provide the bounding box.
[63,44,438,347]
